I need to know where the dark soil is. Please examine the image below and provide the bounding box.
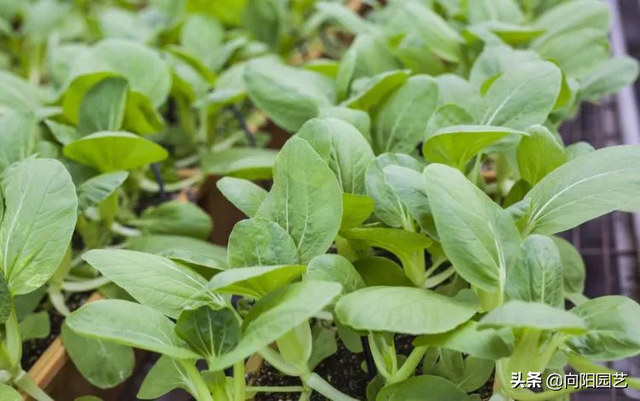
[21,292,92,370]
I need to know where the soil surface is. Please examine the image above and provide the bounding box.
[21,292,91,370]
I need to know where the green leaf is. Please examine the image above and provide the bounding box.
[63,131,168,173]
[157,249,226,273]
[353,257,413,288]
[227,218,299,267]
[480,61,562,131]
[469,46,540,89]
[62,323,134,389]
[336,287,478,335]
[19,311,49,341]
[0,273,10,324]
[207,281,342,371]
[245,59,335,132]
[533,0,610,41]
[67,300,199,359]
[373,75,439,154]
[415,321,512,361]
[0,70,41,116]
[479,300,587,334]
[551,236,585,297]
[0,111,36,174]
[365,153,424,228]
[423,125,525,171]
[317,106,371,141]
[127,235,227,268]
[78,77,129,135]
[580,56,640,102]
[341,193,374,230]
[243,0,288,51]
[216,177,267,218]
[186,0,247,26]
[376,375,476,401]
[0,159,77,295]
[45,120,82,146]
[505,235,563,307]
[343,70,410,112]
[383,166,436,237]
[305,254,365,296]
[436,75,482,119]
[467,0,524,24]
[82,249,211,319]
[77,172,128,213]
[97,7,157,43]
[426,105,475,135]
[298,118,375,195]
[313,2,373,35]
[175,306,240,359]
[308,325,338,370]
[0,384,21,401]
[521,145,640,235]
[181,14,224,69]
[206,265,306,299]
[256,138,342,264]
[130,201,213,240]
[423,164,521,294]
[517,125,567,186]
[202,148,278,180]
[138,356,196,399]
[455,356,495,392]
[567,296,640,361]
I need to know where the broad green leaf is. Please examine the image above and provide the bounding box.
[181,14,224,68]
[63,131,168,173]
[129,201,213,240]
[317,106,371,141]
[479,300,587,334]
[533,0,610,40]
[468,22,545,46]
[308,325,338,370]
[305,254,365,297]
[245,59,335,132]
[341,193,374,230]
[517,125,567,186]
[373,75,439,154]
[298,118,375,195]
[157,250,226,273]
[567,296,640,361]
[580,56,640,102]
[0,69,41,116]
[343,70,410,112]
[469,46,540,89]
[467,0,524,24]
[216,177,267,218]
[186,0,247,26]
[122,89,165,135]
[566,142,595,160]
[0,384,21,401]
[243,0,288,51]
[78,77,129,135]
[505,235,563,307]
[382,166,435,237]
[377,375,474,401]
[45,120,82,146]
[127,235,227,268]
[207,281,342,370]
[22,0,69,43]
[423,125,525,171]
[0,111,36,174]
[313,2,373,35]
[227,219,299,267]
[0,159,77,295]
[138,356,196,399]
[19,311,50,341]
[353,257,413,288]
[551,236,585,296]
[62,323,134,389]
[455,356,495,392]
[436,75,482,119]
[256,138,342,264]
[365,153,424,228]
[336,287,478,335]
[77,172,128,213]
[175,306,240,359]
[82,249,211,318]
[480,61,562,131]
[202,148,278,180]
[415,321,512,361]
[97,7,158,43]
[66,300,199,359]
[206,265,306,299]
[426,104,475,134]
[521,145,640,235]
[423,164,521,293]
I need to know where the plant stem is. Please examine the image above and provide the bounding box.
[388,346,428,384]
[233,361,245,401]
[48,286,70,316]
[305,373,359,401]
[424,266,456,288]
[61,276,111,292]
[28,43,42,87]
[110,222,142,237]
[179,360,214,401]
[258,347,300,377]
[138,172,204,193]
[14,370,53,401]
[246,386,305,393]
[367,334,392,381]
[4,308,21,367]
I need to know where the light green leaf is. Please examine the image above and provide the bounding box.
[336,287,478,335]
[314,2,373,35]
[78,77,129,135]
[227,218,299,267]
[0,111,36,175]
[202,148,278,180]
[521,145,640,235]
[137,356,196,399]
[207,281,342,371]
[66,300,199,359]
[469,46,540,89]
[181,14,224,68]
[0,384,21,401]
[317,106,371,141]
[127,235,227,268]
[242,0,288,51]
[353,257,413,288]
[479,300,587,334]
[62,323,134,389]
[245,59,335,132]
[216,177,267,218]
[256,138,342,264]
[517,125,567,186]
[426,104,475,135]
[0,70,40,115]
[186,0,246,26]
[298,118,375,195]
[423,125,525,171]
[533,0,610,40]
[130,201,212,240]
[505,235,563,307]
[175,306,240,359]
[97,7,157,43]
[305,254,365,297]
[343,70,410,112]
[467,0,524,24]
[436,74,482,119]
[551,236,585,297]
[382,166,435,237]
[82,249,211,318]
[341,193,374,230]
[63,131,168,173]
[580,56,640,102]
[19,311,50,341]
[373,75,439,154]
[308,325,338,371]
[157,249,226,273]
[376,375,474,401]
[45,120,82,146]
[567,296,640,361]
[206,265,306,299]
[423,164,521,293]
[0,159,77,295]
[77,172,128,213]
